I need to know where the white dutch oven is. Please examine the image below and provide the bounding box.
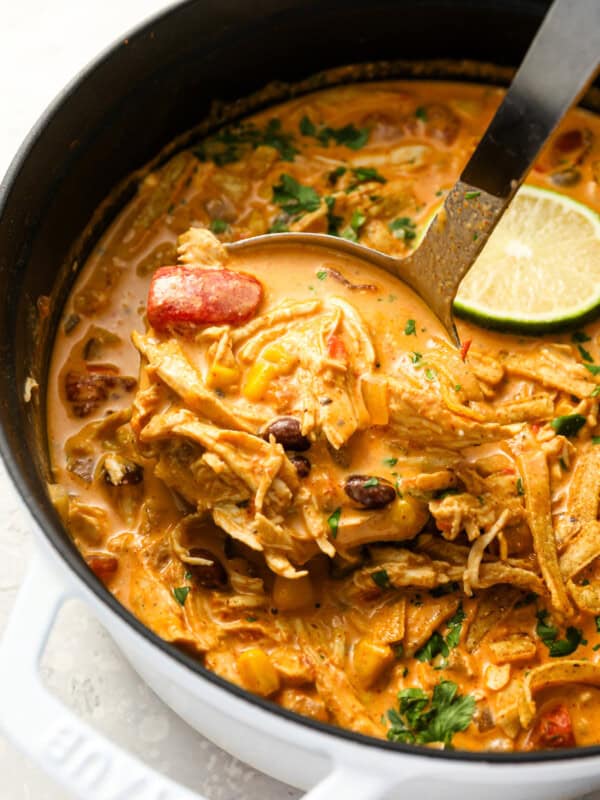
[1,1,600,797]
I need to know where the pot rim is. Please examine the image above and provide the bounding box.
[2,0,600,766]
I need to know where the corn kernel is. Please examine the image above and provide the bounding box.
[237,647,281,696]
[262,343,297,372]
[242,361,277,401]
[361,376,389,425]
[389,496,429,538]
[206,362,240,389]
[353,639,394,689]
[273,574,315,611]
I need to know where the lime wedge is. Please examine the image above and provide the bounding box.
[453,185,600,332]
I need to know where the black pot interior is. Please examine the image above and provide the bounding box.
[3,0,600,763]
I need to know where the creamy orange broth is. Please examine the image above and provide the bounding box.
[47,80,600,752]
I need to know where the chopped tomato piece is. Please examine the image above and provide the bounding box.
[147,266,263,333]
[87,555,119,581]
[531,704,575,749]
[501,467,516,475]
[327,335,347,360]
[459,338,472,361]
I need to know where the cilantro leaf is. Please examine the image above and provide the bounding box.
[389,216,417,242]
[445,605,466,649]
[299,117,369,149]
[578,344,594,362]
[387,680,475,748]
[347,167,387,191]
[585,363,600,376]
[550,414,586,437]
[209,219,229,234]
[341,209,366,242]
[371,569,391,589]
[324,195,343,235]
[327,507,341,538]
[415,106,428,121]
[536,609,583,657]
[268,217,290,233]
[383,456,398,467]
[573,331,591,343]
[415,632,448,662]
[173,586,190,606]
[197,118,298,164]
[272,174,321,215]
[404,319,417,336]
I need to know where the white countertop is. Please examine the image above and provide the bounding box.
[2,3,600,799]
[0,2,297,797]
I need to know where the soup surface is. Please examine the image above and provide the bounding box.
[47,81,600,751]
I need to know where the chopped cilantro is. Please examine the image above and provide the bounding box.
[415,631,448,662]
[464,190,481,199]
[585,363,600,376]
[404,319,417,336]
[327,507,341,539]
[316,270,328,281]
[578,344,594,362]
[347,167,387,191]
[416,605,465,662]
[573,331,591,343]
[473,232,479,241]
[184,571,193,581]
[596,615,600,633]
[324,195,343,235]
[371,568,391,589]
[593,436,600,445]
[197,118,298,164]
[386,680,475,747]
[454,384,462,392]
[415,106,428,121]
[272,174,321,215]
[299,115,316,136]
[246,615,258,622]
[393,643,404,659]
[536,609,583,657]
[410,351,423,364]
[327,165,347,184]
[594,644,600,652]
[389,216,417,242]
[173,586,190,606]
[425,368,437,382]
[209,219,229,234]
[299,116,369,149]
[516,477,524,496]
[383,457,398,467]
[550,413,586,437]
[592,386,600,398]
[364,477,379,487]
[341,208,366,242]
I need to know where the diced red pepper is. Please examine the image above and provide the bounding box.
[459,338,472,361]
[327,334,347,360]
[87,555,119,581]
[147,266,263,334]
[531,704,575,749]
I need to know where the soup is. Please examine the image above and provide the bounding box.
[47,80,600,751]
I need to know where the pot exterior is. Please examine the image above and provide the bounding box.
[3,0,600,796]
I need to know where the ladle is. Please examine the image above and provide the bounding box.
[228,0,600,344]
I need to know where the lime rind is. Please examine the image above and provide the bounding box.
[453,185,600,333]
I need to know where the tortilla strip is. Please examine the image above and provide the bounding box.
[501,346,594,399]
[520,661,600,728]
[558,447,600,546]
[466,585,523,653]
[133,333,254,432]
[470,394,554,425]
[560,520,600,580]
[516,447,571,614]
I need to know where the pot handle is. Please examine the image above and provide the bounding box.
[0,554,390,800]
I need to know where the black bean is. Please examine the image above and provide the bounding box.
[289,454,311,478]
[344,474,396,509]
[188,547,228,588]
[550,168,581,187]
[262,417,310,451]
